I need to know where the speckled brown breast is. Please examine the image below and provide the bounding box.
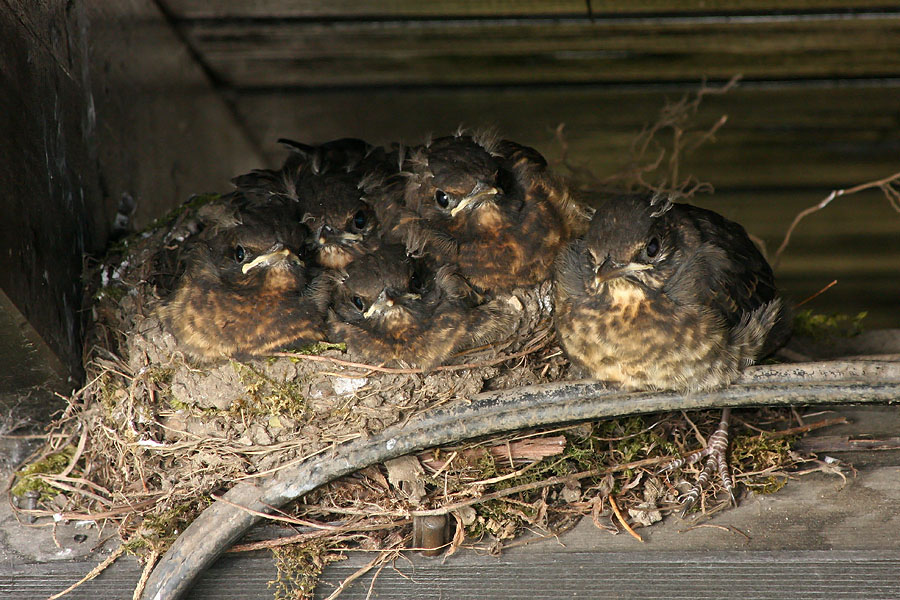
[159,266,323,362]
[451,192,566,291]
[555,279,739,393]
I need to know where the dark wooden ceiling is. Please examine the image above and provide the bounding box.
[172,7,900,88]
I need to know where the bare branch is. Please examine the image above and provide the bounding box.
[773,170,900,268]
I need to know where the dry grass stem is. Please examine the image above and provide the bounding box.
[45,543,126,600]
[322,548,401,600]
[132,549,160,600]
[795,280,838,308]
[774,170,900,268]
[609,496,643,542]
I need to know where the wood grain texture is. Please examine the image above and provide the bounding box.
[5,415,900,599]
[181,15,900,88]
[6,551,900,600]
[163,1,898,19]
[1,0,262,380]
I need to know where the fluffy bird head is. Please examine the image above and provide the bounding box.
[558,194,681,297]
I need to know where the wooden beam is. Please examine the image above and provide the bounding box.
[180,15,900,88]
[164,1,898,19]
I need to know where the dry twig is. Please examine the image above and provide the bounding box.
[773,170,900,267]
[45,543,126,600]
[609,495,643,542]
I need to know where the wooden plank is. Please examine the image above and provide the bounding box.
[1,3,104,379]
[3,0,264,231]
[699,193,900,329]
[313,552,900,599]
[0,290,68,424]
[6,459,900,598]
[0,1,261,377]
[163,1,897,19]
[7,551,900,599]
[182,15,900,87]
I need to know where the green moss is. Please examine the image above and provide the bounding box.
[587,417,678,480]
[731,433,796,494]
[281,342,347,361]
[11,447,76,500]
[269,542,343,600]
[474,451,500,480]
[232,362,309,420]
[94,283,128,303]
[95,372,127,413]
[140,193,221,235]
[147,367,174,386]
[166,397,192,412]
[126,498,212,554]
[794,308,867,340]
[558,442,602,475]
[469,499,529,539]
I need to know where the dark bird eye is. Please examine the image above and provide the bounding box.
[233,245,246,262]
[352,210,368,231]
[434,189,449,208]
[646,237,660,259]
[351,296,365,310]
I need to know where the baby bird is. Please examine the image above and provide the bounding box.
[554,193,791,511]
[297,168,382,270]
[387,132,585,293]
[230,137,375,205]
[251,137,390,270]
[321,245,508,369]
[157,200,324,361]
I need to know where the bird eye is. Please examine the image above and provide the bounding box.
[351,209,368,231]
[351,296,365,311]
[233,245,246,262]
[645,237,660,259]
[434,189,450,208]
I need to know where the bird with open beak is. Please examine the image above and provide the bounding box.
[554,193,791,512]
[385,132,585,293]
[321,244,511,369]
[157,200,324,361]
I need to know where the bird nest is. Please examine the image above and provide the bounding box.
[10,193,827,600]
[9,82,853,599]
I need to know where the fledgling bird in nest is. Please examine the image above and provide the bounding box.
[237,138,391,270]
[297,168,383,270]
[554,193,791,512]
[156,200,324,362]
[231,137,376,203]
[320,245,512,369]
[384,132,587,293]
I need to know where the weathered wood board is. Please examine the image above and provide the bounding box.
[181,15,900,88]
[3,2,900,599]
[164,1,900,18]
[0,0,261,386]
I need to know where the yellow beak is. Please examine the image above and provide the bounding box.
[241,248,300,274]
[449,184,500,217]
